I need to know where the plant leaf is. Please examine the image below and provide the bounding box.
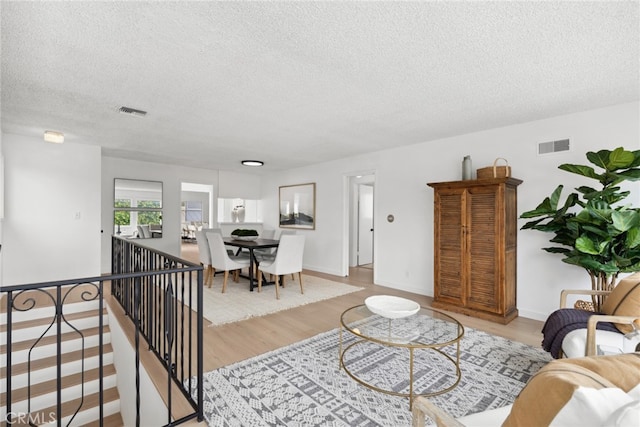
[586,149,610,170]
[616,169,640,181]
[576,235,602,254]
[542,247,571,253]
[519,185,563,218]
[607,147,635,169]
[612,210,640,232]
[558,164,600,180]
[628,150,640,168]
[626,227,640,248]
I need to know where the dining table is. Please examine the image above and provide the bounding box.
[222,237,280,291]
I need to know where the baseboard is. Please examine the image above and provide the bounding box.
[302,265,345,277]
[517,308,548,322]
[373,279,430,297]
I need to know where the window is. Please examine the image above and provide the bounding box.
[114,199,131,226]
[182,201,203,223]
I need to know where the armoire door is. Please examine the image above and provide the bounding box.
[433,187,466,306]
[465,184,502,314]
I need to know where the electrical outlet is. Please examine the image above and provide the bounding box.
[74,211,81,220]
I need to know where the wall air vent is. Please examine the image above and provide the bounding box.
[119,106,147,117]
[538,138,570,155]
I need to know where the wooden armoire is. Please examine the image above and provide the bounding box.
[427,177,523,324]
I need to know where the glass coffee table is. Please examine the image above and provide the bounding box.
[339,303,464,409]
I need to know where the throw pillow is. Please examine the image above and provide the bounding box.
[502,353,640,426]
[550,385,640,426]
[601,272,640,334]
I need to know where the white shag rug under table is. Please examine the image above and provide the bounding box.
[201,274,363,326]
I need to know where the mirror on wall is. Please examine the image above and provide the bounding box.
[114,178,163,238]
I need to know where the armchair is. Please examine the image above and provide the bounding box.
[542,273,640,358]
[559,289,639,357]
[411,353,640,427]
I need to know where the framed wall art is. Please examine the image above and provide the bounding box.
[279,183,316,230]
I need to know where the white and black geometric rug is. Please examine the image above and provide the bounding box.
[189,321,550,426]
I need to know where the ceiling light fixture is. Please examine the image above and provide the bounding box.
[44,130,64,144]
[241,160,264,167]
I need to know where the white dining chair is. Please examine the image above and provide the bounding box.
[253,229,276,260]
[272,229,298,280]
[195,230,214,287]
[206,232,251,292]
[257,235,305,300]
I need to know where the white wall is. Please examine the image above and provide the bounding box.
[3,102,637,321]
[218,170,261,199]
[260,102,640,321]
[2,133,102,285]
[107,307,168,427]
[101,157,220,272]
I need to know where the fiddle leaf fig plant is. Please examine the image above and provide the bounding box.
[520,147,640,309]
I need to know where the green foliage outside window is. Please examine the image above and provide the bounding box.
[114,199,131,225]
[138,200,162,225]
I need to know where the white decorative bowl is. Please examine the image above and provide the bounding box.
[231,235,259,241]
[365,295,420,319]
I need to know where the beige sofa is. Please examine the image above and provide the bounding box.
[412,352,640,426]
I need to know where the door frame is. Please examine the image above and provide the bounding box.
[341,171,376,278]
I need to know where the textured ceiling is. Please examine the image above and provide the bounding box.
[1,1,638,174]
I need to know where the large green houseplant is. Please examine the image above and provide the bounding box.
[520,147,640,310]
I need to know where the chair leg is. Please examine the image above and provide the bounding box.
[208,266,214,288]
[233,269,239,283]
[222,270,229,293]
[275,275,280,300]
[257,269,263,293]
[298,272,304,294]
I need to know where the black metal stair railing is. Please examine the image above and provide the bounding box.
[1,236,203,427]
[111,236,204,427]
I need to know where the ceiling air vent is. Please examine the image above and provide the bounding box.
[119,106,147,117]
[538,138,570,155]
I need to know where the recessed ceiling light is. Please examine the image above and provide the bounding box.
[44,130,64,144]
[241,160,264,167]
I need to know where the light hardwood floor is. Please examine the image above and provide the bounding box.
[135,243,546,424]
[180,242,545,372]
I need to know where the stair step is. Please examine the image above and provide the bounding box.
[0,297,125,427]
[3,387,120,427]
[0,367,118,419]
[1,344,114,391]
[0,298,102,325]
[2,364,117,405]
[0,327,111,368]
[83,411,125,427]
[0,309,109,344]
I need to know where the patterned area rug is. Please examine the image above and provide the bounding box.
[200,274,363,326]
[189,317,551,426]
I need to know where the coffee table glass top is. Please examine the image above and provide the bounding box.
[341,304,464,347]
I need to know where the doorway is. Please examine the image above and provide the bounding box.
[357,183,374,267]
[346,174,375,276]
[180,182,214,257]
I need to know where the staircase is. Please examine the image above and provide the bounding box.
[1,295,124,426]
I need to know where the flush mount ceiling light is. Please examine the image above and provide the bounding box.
[241,160,264,167]
[44,130,64,144]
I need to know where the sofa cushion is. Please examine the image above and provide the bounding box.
[502,353,640,426]
[601,272,640,334]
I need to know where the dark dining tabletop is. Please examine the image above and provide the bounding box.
[222,237,279,291]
